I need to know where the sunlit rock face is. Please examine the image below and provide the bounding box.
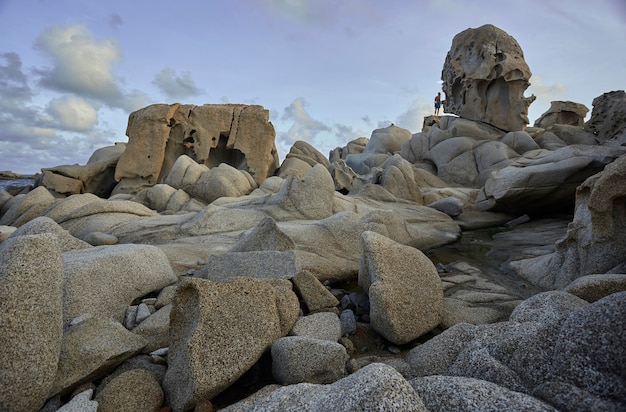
[442,24,536,131]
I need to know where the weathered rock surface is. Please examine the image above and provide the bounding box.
[442,24,536,131]
[40,143,126,197]
[223,363,427,412]
[51,316,147,396]
[0,234,64,412]
[292,270,340,312]
[584,90,626,143]
[62,243,177,323]
[164,277,298,411]
[410,375,558,411]
[534,100,589,128]
[290,312,342,342]
[359,231,444,345]
[477,145,626,214]
[509,153,626,288]
[271,336,348,384]
[405,291,626,411]
[56,389,98,412]
[279,140,330,178]
[94,369,163,412]
[114,103,278,194]
[345,125,412,175]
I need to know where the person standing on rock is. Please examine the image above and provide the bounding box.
[434,92,442,116]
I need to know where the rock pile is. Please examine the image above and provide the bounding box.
[0,24,624,411]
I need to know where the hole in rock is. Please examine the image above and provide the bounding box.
[207,133,248,170]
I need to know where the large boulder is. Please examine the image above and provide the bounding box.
[271,336,348,384]
[509,153,626,288]
[50,316,147,396]
[477,145,626,214]
[442,24,536,131]
[0,234,64,411]
[345,125,412,175]
[279,140,331,178]
[534,101,589,128]
[40,143,126,197]
[358,231,444,345]
[163,277,298,411]
[410,375,557,411]
[584,90,626,143]
[94,369,164,412]
[222,363,427,411]
[62,243,177,323]
[114,103,278,194]
[404,291,626,411]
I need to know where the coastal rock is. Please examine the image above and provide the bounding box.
[410,375,557,412]
[94,369,164,412]
[0,234,64,411]
[584,90,626,143]
[224,363,426,411]
[290,312,343,342]
[345,125,412,175]
[509,153,626,288]
[271,336,348,384]
[131,304,172,353]
[442,24,536,131]
[8,216,91,251]
[563,273,626,302]
[0,185,56,227]
[229,216,295,252]
[132,183,205,213]
[164,277,294,410]
[164,156,258,204]
[40,143,126,197]
[477,145,626,214]
[50,316,147,396]
[534,101,589,128]
[114,103,278,194]
[279,140,331,178]
[292,270,340,312]
[62,243,177,323]
[359,231,444,345]
[56,389,98,412]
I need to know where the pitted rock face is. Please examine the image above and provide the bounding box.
[442,24,536,131]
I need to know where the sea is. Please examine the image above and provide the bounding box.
[0,177,36,192]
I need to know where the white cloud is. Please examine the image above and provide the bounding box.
[35,25,121,100]
[280,97,331,144]
[47,95,99,132]
[527,75,567,105]
[153,67,204,100]
[395,98,433,133]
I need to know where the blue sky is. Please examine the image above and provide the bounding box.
[0,0,624,174]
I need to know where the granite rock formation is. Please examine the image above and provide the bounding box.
[442,24,536,131]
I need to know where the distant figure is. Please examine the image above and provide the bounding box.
[434,92,442,116]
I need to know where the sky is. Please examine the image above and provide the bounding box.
[0,0,624,175]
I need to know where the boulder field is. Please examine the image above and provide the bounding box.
[0,24,625,411]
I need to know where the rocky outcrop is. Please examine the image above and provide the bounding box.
[442,24,536,131]
[0,234,64,411]
[534,100,589,128]
[114,103,278,194]
[62,243,177,323]
[509,153,626,289]
[406,291,626,411]
[359,231,444,345]
[39,143,126,197]
[222,363,427,411]
[163,277,299,411]
[584,90,626,143]
[278,140,331,178]
[345,125,412,175]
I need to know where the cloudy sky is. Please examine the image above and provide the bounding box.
[0,0,624,174]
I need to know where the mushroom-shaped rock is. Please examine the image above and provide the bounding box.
[442,24,536,131]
